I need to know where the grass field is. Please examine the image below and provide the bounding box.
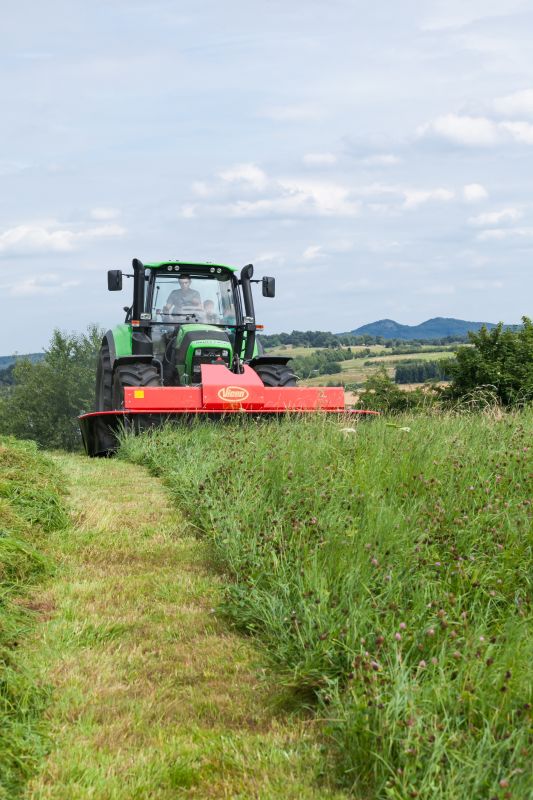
[12,455,343,799]
[265,344,456,386]
[304,351,453,386]
[0,438,67,799]
[122,410,533,800]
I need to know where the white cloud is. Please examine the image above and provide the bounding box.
[403,188,454,209]
[302,245,323,260]
[469,207,522,226]
[180,204,196,219]
[419,1,529,31]
[0,160,30,176]
[494,89,533,117]
[463,183,489,202]
[464,280,504,289]
[192,181,212,198]
[0,222,125,255]
[477,226,533,241]
[225,177,360,218]
[0,273,81,297]
[360,154,401,166]
[260,104,323,121]
[90,207,120,220]
[420,113,533,148]
[218,163,268,191]
[303,152,337,166]
[254,252,285,264]
[416,284,456,295]
[418,114,500,146]
[499,120,533,144]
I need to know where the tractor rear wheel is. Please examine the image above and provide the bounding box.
[253,363,297,387]
[95,343,113,411]
[112,363,162,409]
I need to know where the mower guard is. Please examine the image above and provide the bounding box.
[79,364,377,456]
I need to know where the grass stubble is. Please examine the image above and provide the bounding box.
[23,453,342,799]
[121,409,533,800]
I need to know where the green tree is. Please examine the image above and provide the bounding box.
[0,325,103,450]
[445,317,533,405]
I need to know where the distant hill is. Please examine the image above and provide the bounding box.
[0,353,44,370]
[349,317,498,340]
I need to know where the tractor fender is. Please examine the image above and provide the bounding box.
[103,325,133,370]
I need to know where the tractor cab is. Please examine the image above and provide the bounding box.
[144,265,238,386]
[98,259,292,411]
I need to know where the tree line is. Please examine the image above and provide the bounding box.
[394,360,451,384]
[258,330,468,349]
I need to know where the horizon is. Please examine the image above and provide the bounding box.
[1,1,532,352]
[1,314,518,358]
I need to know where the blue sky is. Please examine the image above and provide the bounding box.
[2,0,533,352]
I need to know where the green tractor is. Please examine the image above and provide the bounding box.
[95,258,297,411]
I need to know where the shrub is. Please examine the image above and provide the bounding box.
[445,317,533,405]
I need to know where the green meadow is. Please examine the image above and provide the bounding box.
[121,411,532,799]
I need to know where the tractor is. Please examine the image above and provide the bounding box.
[79,258,375,456]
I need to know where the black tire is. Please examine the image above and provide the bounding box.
[253,363,297,387]
[112,363,162,409]
[95,343,113,411]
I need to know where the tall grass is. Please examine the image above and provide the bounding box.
[121,411,532,799]
[0,437,67,798]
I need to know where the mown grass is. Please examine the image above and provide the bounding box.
[26,455,344,799]
[0,437,67,798]
[121,410,533,799]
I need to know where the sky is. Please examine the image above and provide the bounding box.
[1,0,533,353]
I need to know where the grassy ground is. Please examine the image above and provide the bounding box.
[0,437,67,799]
[302,350,453,386]
[121,411,533,800]
[23,455,344,799]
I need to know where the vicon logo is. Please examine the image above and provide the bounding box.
[217,386,250,402]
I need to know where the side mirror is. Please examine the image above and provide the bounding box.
[107,270,123,291]
[262,276,275,298]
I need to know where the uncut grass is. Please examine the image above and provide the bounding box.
[0,437,67,799]
[121,411,533,799]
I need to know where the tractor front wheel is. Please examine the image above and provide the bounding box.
[112,363,162,409]
[253,363,297,387]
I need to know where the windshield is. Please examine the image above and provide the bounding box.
[148,270,237,325]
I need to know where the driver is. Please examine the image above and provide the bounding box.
[162,276,202,316]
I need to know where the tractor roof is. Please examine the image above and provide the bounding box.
[145,261,238,273]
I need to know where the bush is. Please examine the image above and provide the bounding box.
[357,368,430,412]
[445,317,533,405]
[0,326,102,450]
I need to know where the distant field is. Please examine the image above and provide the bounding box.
[286,346,456,386]
[265,344,385,358]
